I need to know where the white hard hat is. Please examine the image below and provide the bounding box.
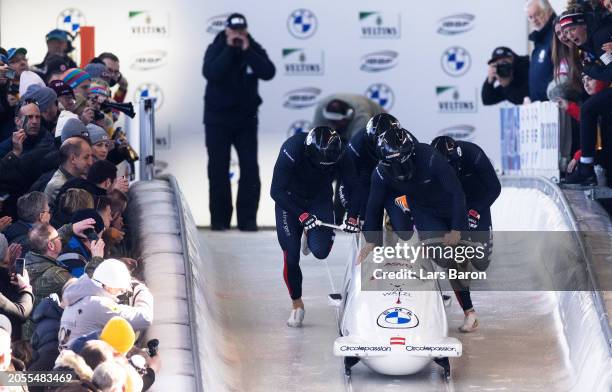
[92,259,131,290]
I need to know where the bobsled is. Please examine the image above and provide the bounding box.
[329,233,462,378]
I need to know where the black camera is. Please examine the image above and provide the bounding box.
[83,228,99,242]
[101,101,136,119]
[93,110,105,122]
[496,63,513,78]
[147,339,159,357]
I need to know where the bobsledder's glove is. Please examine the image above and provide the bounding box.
[343,216,361,233]
[468,209,480,229]
[299,213,317,232]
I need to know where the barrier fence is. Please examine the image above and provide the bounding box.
[500,102,560,182]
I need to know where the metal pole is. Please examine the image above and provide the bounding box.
[139,98,156,181]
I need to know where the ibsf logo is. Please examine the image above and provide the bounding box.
[437,125,476,141]
[441,46,471,77]
[57,8,86,34]
[377,307,419,329]
[287,9,317,39]
[436,86,477,113]
[360,50,398,72]
[287,120,312,138]
[359,11,401,39]
[365,83,394,111]
[206,13,230,34]
[282,49,324,76]
[283,87,321,109]
[130,50,168,71]
[134,83,164,111]
[437,14,475,35]
[128,11,169,37]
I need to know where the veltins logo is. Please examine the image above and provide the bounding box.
[134,83,164,111]
[436,86,477,113]
[130,50,168,71]
[441,47,471,77]
[377,307,419,329]
[365,83,395,111]
[206,13,230,34]
[57,8,86,34]
[437,125,476,141]
[282,49,324,76]
[283,87,321,109]
[359,11,401,38]
[360,50,399,72]
[129,11,169,37]
[287,9,317,39]
[287,120,312,138]
[437,14,475,35]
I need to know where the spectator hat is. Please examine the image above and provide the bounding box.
[88,79,110,97]
[0,234,7,262]
[46,29,71,42]
[487,47,516,64]
[86,124,109,145]
[100,316,135,354]
[49,80,75,98]
[559,13,586,29]
[0,314,11,336]
[22,85,57,112]
[61,118,89,143]
[7,47,26,62]
[62,68,91,89]
[19,71,45,97]
[323,99,354,121]
[84,63,107,79]
[226,13,247,30]
[92,258,132,290]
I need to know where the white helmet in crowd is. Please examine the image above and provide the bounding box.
[93,259,132,290]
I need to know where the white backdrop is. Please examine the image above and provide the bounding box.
[1,0,529,226]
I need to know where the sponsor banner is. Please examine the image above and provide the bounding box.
[436,86,477,113]
[437,125,476,141]
[441,46,471,77]
[437,13,475,35]
[287,9,318,39]
[134,83,165,111]
[364,83,395,111]
[206,13,230,34]
[282,48,324,76]
[377,307,419,329]
[405,344,460,355]
[360,50,399,72]
[128,10,169,37]
[359,11,401,38]
[283,87,322,109]
[130,50,168,70]
[57,8,85,34]
[339,345,391,353]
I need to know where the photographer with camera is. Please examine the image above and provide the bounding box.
[482,46,531,106]
[203,12,275,231]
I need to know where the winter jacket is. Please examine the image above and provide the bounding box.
[54,177,107,208]
[2,220,32,246]
[0,266,33,341]
[203,31,275,126]
[44,167,74,206]
[28,294,62,372]
[482,55,530,105]
[581,12,612,82]
[59,275,153,349]
[528,13,556,101]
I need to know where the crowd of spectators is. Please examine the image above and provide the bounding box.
[0,28,160,391]
[484,0,612,186]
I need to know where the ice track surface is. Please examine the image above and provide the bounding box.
[198,229,574,392]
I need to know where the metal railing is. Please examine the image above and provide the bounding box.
[139,98,157,181]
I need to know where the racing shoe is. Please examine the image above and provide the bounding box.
[564,162,596,186]
[459,310,479,333]
[287,307,305,328]
[301,233,311,256]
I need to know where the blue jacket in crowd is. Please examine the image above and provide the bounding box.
[528,13,556,101]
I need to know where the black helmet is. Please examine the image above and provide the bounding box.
[431,136,463,173]
[366,113,401,144]
[377,128,416,181]
[305,126,343,171]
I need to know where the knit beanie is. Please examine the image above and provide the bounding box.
[62,68,91,89]
[99,317,135,355]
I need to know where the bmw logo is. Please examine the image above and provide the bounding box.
[287,120,312,138]
[365,83,395,111]
[57,8,86,34]
[134,83,164,111]
[287,9,318,39]
[377,307,419,329]
[441,46,471,77]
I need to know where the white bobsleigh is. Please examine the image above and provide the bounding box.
[329,234,462,378]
